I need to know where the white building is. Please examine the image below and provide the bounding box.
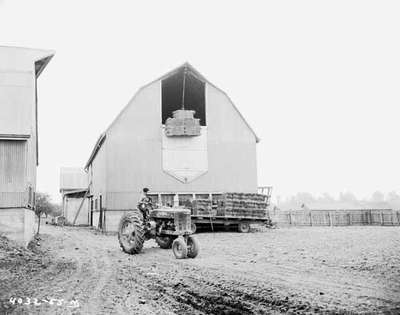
[0,46,54,246]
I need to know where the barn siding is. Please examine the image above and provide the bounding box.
[0,140,28,208]
[0,73,33,136]
[0,140,27,190]
[60,168,88,191]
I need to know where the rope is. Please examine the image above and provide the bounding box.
[181,66,187,110]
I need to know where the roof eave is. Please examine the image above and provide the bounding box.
[84,133,106,171]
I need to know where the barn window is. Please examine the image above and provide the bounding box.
[161,66,206,126]
[0,140,27,190]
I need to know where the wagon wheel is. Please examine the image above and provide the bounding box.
[238,222,250,233]
[172,237,188,259]
[191,222,197,234]
[187,235,200,258]
[118,211,145,254]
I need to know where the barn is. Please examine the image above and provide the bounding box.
[0,46,54,246]
[59,167,89,225]
[85,63,259,232]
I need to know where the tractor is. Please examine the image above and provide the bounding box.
[118,200,200,259]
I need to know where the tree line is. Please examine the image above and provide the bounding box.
[275,191,400,211]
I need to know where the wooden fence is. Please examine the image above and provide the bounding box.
[273,209,400,227]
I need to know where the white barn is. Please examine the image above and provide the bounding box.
[0,46,54,246]
[85,63,259,232]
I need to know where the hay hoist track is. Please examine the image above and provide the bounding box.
[2,225,400,314]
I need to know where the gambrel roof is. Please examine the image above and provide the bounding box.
[85,63,259,170]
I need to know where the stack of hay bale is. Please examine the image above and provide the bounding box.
[192,199,213,215]
[217,193,268,218]
[165,109,201,136]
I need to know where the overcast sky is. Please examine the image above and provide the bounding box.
[1,0,399,203]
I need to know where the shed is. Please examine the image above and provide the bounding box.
[0,46,54,246]
[85,63,260,232]
[60,167,89,225]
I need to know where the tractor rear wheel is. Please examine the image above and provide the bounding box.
[155,236,174,249]
[172,237,187,259]
[187,235,200,258]
[118,211,145,254]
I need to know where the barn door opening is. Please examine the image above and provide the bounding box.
[161,65,206,125]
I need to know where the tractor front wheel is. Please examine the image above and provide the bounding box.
[118,211,145,254]
[187,235,200,258]
[155,236,174,249]
[172,237,187,259]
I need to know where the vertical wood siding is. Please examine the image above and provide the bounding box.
[0,140,28,207]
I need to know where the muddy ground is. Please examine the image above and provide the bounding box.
[1,225,399,314]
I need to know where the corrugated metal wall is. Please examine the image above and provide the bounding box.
[0,140,27,189]
[0,140,28,207]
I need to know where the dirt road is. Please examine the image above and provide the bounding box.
[1,225,400,314]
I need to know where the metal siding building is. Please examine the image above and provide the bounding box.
[86,64,259,232]
[0,46,54,246]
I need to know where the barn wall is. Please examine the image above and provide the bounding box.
[0,50,36,211]
[0,47,53,246]
[60,168,88,191]
[0,72,33,136]
[103,79,257,212]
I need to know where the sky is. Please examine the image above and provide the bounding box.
[1,0,399,203]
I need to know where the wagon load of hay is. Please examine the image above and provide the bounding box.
[192,199,213,215]
[217,193,268,218]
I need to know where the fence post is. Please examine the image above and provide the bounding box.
[347,212,351,226]
[328,212,332,226]
[288,212,292,226]
[309,211,312,226]
[380,211,384,226]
